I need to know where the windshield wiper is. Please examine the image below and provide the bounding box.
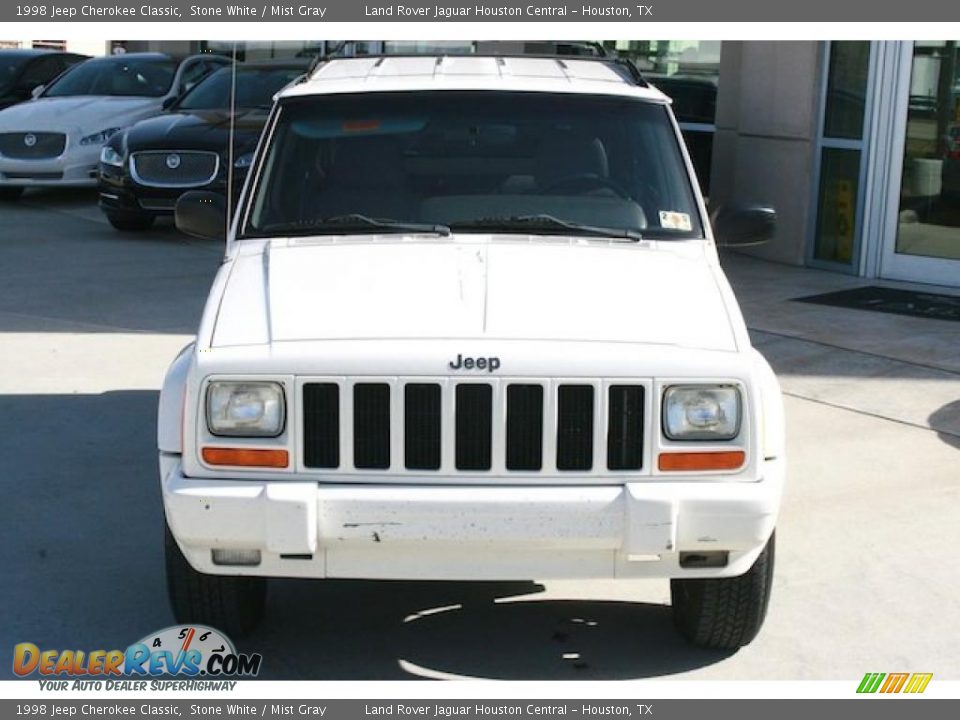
[450,214,642,241]
[260,214,451,237]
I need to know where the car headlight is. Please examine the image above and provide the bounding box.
[206,381,285,437]
[80,127,123,146]
[663,385,741,440]
[100,145,124,167]
[233,152,254,169]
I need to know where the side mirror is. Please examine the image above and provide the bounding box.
[30,85,45,99]
[161,95,177,110]
[711,203,777,246]
[175,191,227,241]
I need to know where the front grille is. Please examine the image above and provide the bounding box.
[301,379,648,475]
[130,151,218,188]
[0,132,66,159]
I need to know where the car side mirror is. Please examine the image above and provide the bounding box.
[30,85,45,99]
[175,191,227,241]
[161,96,177,110]
[711,203,777,246]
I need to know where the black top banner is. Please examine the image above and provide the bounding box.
[4,0,960,22]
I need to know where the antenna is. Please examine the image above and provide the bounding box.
[225,42,238,242]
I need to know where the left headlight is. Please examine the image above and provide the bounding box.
[663,385,741,441]
[206,381,285,437]
[80,127,123,146]
[99,145,124,167]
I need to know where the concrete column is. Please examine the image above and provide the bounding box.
[711,41,824,265]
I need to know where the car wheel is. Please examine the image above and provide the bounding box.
[670,531,775,650]
[0,186,24,201]
[164,523,267,638]
[106,212,155,231]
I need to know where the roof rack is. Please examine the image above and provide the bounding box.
[304,52,649,88]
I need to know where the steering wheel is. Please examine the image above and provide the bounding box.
[538,173,631,198]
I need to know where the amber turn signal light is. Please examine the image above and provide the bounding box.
[202,447,289,468]
[658,450,746,472]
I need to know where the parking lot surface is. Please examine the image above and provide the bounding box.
[2,188,958,680]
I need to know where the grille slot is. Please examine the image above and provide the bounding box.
[607,385,645,470]
[353,384,391,469]
[556,385,594,471]
[404,383,441,470]
[506,384,544,471]
[130,151,218,188]
[303,383,339,468]
[455,384,493,471]
[0,132,65,159]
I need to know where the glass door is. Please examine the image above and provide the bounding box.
[880,41,960,286]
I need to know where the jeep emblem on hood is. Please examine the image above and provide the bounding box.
[449,354,500,372]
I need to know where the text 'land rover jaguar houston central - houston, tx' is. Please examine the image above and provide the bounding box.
[161,54,785,650]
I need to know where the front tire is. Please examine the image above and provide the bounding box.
[106,212,155,231]
[164,524,267,637]
[670,532,775,650]
[0,186,24,201]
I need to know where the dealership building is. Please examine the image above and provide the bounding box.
[9,38,958,288]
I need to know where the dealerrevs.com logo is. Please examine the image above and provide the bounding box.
[857,672,933,694]
[13,625,262,688]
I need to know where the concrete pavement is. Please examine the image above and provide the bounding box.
[1,189,957,681]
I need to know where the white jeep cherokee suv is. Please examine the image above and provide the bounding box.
[160,55,785,650]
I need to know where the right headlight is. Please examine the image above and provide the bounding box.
[206,381,285,437]
[99,145,124,167]
[663,385,741,441]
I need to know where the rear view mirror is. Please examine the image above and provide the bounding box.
[162,96,177,110]
[711,203,777,246]
[175,191,227,241]
[30,85,45,99]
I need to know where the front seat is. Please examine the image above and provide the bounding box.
[534,130,609,193]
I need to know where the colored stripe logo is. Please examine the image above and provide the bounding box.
[857,672,932,694]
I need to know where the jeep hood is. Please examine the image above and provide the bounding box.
[211,238,738,352]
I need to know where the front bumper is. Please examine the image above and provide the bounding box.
[0,146,100,187]
[98,161,242,218]
[161,454,784,581]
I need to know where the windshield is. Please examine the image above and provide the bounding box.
[43,57,176,98]
[0,56,31,90]
[242,91,703,240]
[176,66,304,110]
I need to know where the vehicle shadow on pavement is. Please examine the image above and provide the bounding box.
[0,389,730,681]
[254,579,731,680]
[929,400,960,449]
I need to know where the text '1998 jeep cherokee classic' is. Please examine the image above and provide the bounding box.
[161,54,785,650]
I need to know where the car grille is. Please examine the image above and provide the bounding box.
[130,151,219,188]
[302,379,647,476]
[0,132,66,159]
